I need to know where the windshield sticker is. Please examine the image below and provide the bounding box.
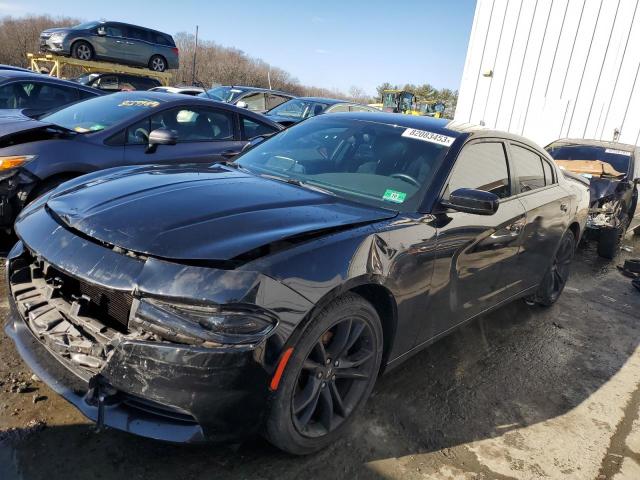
[401,128,455,146]
[118,100,161,108]
[383,189,407,204]
[605,148,631,156]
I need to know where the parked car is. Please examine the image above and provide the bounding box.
[265,96,380,127]
[546,138,639,258]
[6,113,588,454]
[0,64,33,73]
[0,69,102,116]
[73,72,161,92]
[40,21,179,72]
[149,86,205,96]
[198,85,294,113]
[0,91,282,230]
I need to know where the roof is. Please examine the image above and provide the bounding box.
[547,138,638,152]
[0,69,101,92]
[296,97,345,104]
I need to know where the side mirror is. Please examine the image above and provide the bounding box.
[441,188,499,215]
[146,128,177,153]
[236,101,248,109]
[97,27,106,36]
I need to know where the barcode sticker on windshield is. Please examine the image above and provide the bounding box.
[401,128,455,146]
[605,148,631,156]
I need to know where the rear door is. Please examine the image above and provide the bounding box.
[239,92,267,112]
[508,142,571,290]
[123,106,243,165]
[121,26,150,64]
[424,139,526,341]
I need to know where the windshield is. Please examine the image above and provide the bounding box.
[382,92,398,108]
[198,86,245,102]
[267,99,328,119]
[41,94,166,133]
[71,21,100,30]
[236,117,452,211]
[546,144,631,176]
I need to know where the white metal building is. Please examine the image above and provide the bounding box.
[455,0,640,147]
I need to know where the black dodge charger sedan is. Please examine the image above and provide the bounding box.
[6,113,588,454]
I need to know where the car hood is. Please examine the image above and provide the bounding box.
[0,115,67,147]
[44,165,397,262]
[41,28,70,35]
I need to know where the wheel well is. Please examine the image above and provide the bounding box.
[568,221,581,243]
[350,284,397,373]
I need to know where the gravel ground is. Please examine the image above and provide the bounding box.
[1,222,640,480]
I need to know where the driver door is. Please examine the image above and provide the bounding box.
[123,106,243,165]
[421,140,526,341]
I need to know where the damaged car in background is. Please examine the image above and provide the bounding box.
[6,114,588,454]
[547,139,639,258]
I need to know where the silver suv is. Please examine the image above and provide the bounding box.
[40,21,179,72]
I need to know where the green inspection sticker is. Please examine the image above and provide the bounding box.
[383,189,407,203]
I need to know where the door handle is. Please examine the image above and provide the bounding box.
[560,203,568,212]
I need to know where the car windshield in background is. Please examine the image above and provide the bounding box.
[71,21,100,30]
[73,73,99,85]
[41,94,166,133]
[199,86,245,102]
[236,118,451,211]
[547,144,631,176]
[267,99,328,119]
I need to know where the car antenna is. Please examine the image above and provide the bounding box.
[194,78,212,99]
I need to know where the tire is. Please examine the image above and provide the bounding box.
[265,293,383,455]
[597,225,624,259]
[71,41,93,61]
[149,55,167,72]
[531,229,576,307]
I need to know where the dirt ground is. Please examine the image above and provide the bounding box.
[1,222,640,480]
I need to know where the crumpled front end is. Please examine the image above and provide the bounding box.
[585,178,628,231]
[5,205,314,442]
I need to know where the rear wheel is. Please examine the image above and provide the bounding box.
[71,41,93,61]
[265,293,383,455]
[531,229,576,306]
[149,55,167,72]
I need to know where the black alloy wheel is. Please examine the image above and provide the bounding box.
[292,315,377,438]
[534,229,576,306]
[265,293,382,455]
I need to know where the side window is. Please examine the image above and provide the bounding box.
[511,144,546,192]
[327,104,349,113]
[0,83,19,109]
[541,159,555,185]
[105,24,124,37]
[150,107,235,142]
[96,75,119,91]
[241,93,266,111]
[78,89,97,100]
[266,94,289,110]
[35,83,79,109]
[127,27,149,42]
[447,142,511,199]
[241,116,278,140]
[126,117,151,145]
[349,105,374,112]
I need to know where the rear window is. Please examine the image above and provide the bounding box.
[151,32,174,46]
[546,144,631,176]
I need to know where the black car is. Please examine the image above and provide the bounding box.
[0,91,282,230]
[6,114,588,454]
[265,96,380,127]
[546,139,639,258]
[0,69,102,116]
[73,72,162,92]
[199,85,294,113]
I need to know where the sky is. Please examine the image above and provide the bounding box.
[0,0,477,95]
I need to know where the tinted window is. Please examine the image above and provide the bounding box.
[541,159,554,185]
[105,24,124,37]
[127,27,149,42]
[78,89,98,100]
[237,117,451,212]
[511,145,545,192]
[447,142,510,199]
[0,82,78,110]
[241,93,266,111]
[267,99,328,119]
[241,117,278,140]
[152,32,173,46]
[151,107,234,142]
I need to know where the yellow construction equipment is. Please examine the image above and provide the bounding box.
[382,89,445,118]
[27,53,172,86]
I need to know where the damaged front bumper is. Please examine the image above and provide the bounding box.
[5,207,313,443]
[0,168,38,229]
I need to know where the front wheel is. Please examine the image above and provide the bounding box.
[531,229,576,307]
[149,55,167,72]
[265,293,383,455]
[71,41,93,61]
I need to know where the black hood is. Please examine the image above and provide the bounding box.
[45,165,397,262]
[0,115,70,148]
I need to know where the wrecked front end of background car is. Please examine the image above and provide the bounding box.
[585,177,631,234]
[5,205,315,443]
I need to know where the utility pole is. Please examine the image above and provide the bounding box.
[268,68,272,90]
[191,25,198,86]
